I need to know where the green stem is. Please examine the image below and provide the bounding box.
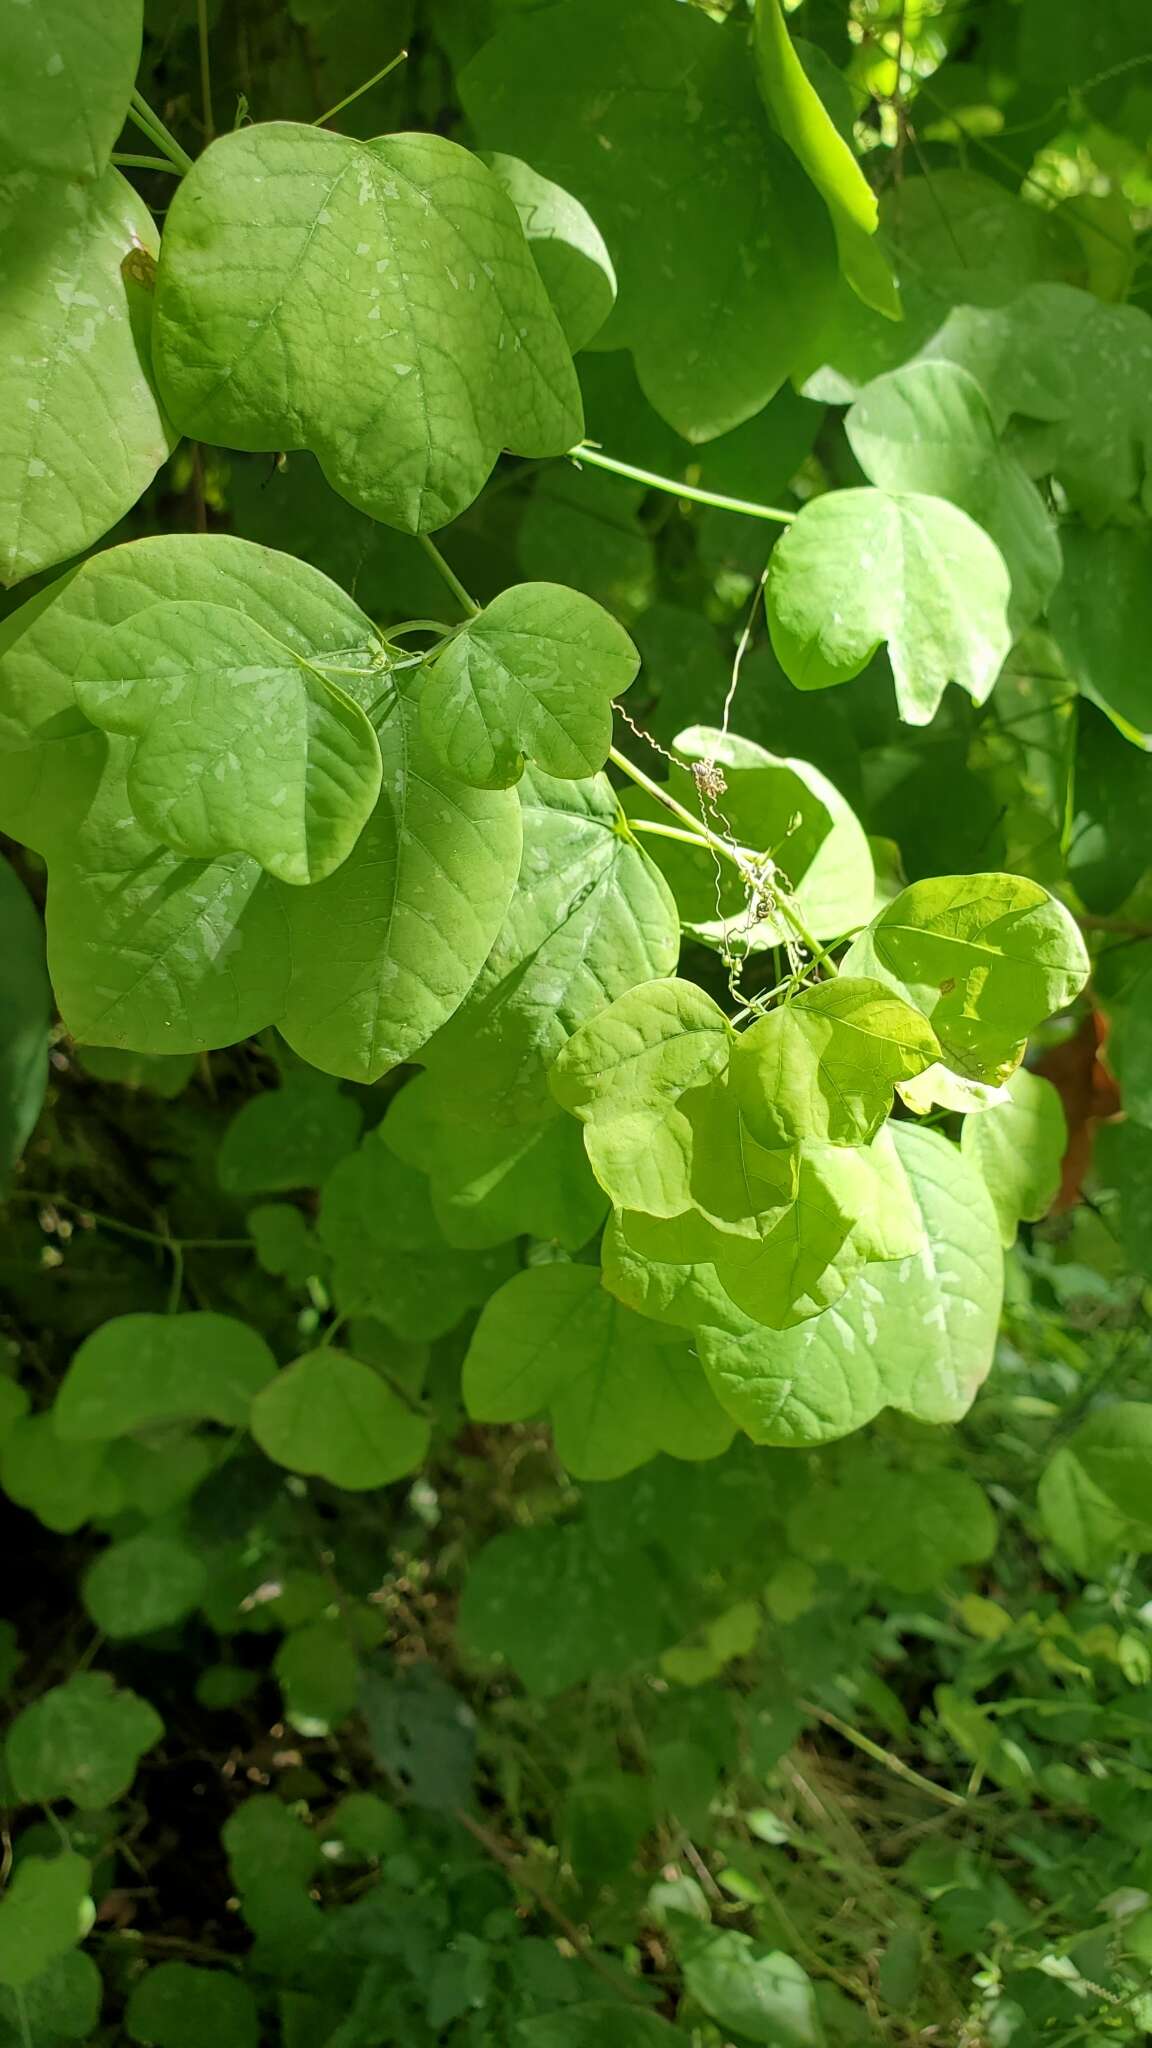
[798,1699,966,1810]
[416,533,480,617]
[196,0,215,141]
[6,1190,250,1252]
[627,816,723,854]
[611,748,838,975]
[571,444,796,525]
[112,152,183,175]
[608,744,743,858]
[128,89,196,174]
[315,46,409,128]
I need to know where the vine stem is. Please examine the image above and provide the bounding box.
[196,0,215,140]
[314,47,409,128]
[570,443,796,525]
[7,1190,250,1253]
[416,533,480,617]
[112,153,183,175]
[798,1699,966,1810]
[609,747,838,977]
[128,89,195,175]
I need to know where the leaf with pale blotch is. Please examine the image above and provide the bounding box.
[843,873,1089,1085]
[252,1349,430,1491]
[463,1263,734,1479]
[153,124,582,534]
[697,1124,1002,1445]
[75,600,383,885]
[625,727,874,954]
[483,154,617,352]
[845,361,1061,633]
[0,169,171,585]
[733,977,939,1150]
[753,0,898,319]
[55,1311,276,1441]
[961,1067,1066,1246]
[421,581,638,788]
[766,488,1013,725]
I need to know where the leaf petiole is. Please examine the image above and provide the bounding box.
[314,47,409,129]
[571,443,796,525]
[112,152,183,175]
[127,89,196,175]
[416,533,481,617]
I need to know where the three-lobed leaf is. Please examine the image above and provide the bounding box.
[421,581,638,788]
[75,599,384,885]
[0,169,171,585]
[766,488,1013,726]
[153,125,582,534]
[732,977,940,1150]
[843,873,1089,1085]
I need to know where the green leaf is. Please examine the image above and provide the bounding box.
[251,1349,430,1490]
[458,1522,671,1695]
[960,1068,1066,1246]
[0,169,171,584]
[845,362,1061,633]
[766,488,1013,726]
[74,599,383,885]
[247,1205,323,1288]
[622,1130,922,1333]
[218,1071,362,1195]
[6,1673,163,1810]
[732,977,940,1149]
[626,728,875,953]
[0,535,521,1076]
[276,665,523,1081]
[125,1963,259,2048]
[73,1046,196,1097]
[551,979,736,1218]
[0,1415,119,1534]
[462,1263,734,1479]
[789,1460,997,1593]
[0,0,142,181]
[274,1619,361,1736]
[0,1856,92,1992]
[317,1126,512,1336]
[842,874,1089,1084]
[921,282,1152,524]
[55,1312,276,1439]
[423,767,680,1126]
[382,1072,608,1251]
[0,857,50,1188]
[421,581,638,788]
[1038,1406,1152,1576]
[1051,525,1152,740]
[83,1531,208,1637]
[0,1952,101,2046]
[482,154,617,352]
[519,466,654,617]
[682,1932,823,2047]
[461,0,837,440]
[153,125,581,533]
[517,2006,690,2047]
[753,0,898,320]
[698,1124,1002,1444]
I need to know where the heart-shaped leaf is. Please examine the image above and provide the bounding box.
[153,124,582,533]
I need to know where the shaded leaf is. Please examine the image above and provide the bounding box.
[251,1349,430,1489]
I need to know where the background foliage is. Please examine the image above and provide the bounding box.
[3,0,1152,2042]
